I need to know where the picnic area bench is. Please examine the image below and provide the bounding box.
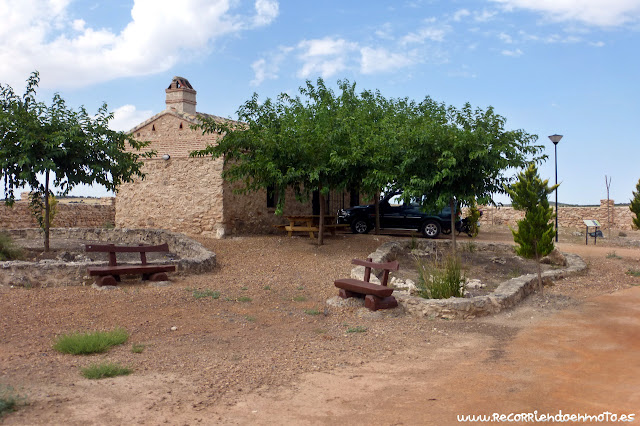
[334,258,399,311]
[85,243,176,286]
[274,215,349,239]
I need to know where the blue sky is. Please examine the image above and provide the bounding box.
[1,0,639,205]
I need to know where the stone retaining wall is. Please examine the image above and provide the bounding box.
[1,199,115,229]
[0,228,216,288]
[354,240,586,319]
[478,199,635,230]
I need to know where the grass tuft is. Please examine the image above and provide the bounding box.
[415,253,465,299]
[191,289,220,300]
[53,328,129,355]
[131,344,145,354]
[293,296,307,302]
[81,362,131,379]
[237,296,252,302]
[0,384,25,419]
[304,309,321,315]
[0,233,24,261]
[606,251,622,259]
[626,269,640,277]
[346,326,367,333]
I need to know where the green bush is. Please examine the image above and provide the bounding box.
[81,362,131,379]
[53,328,129,355]
[506,163,557,258]
[467,201,481,238]
[0,233,24,261]
[416,253,465,299]
[631,178,640,230]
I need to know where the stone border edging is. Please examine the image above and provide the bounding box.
[352,240,587,319]
[1,228,216,288]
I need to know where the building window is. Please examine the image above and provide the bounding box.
[267,185,277,208]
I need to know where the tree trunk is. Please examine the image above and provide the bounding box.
[450,197,456,252]
[318,186,325,246]
[44,169,50,252]
[534,240,543,295]
[374,192,380,235]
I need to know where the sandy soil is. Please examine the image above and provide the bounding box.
[1,227,640,425]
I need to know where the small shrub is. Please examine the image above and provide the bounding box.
[606,251,622,259]
[466,201,481,238]
[626,269,640,277]
[53,328,129,355]
[304,309,321,315]
[263,285,271,290]
[0,233,24,261]
[241,286,248,290]
[409,235,418,250]
[192,289,220,300]
[293,296,307,302]
[0,384,25,418]
[462,242,476,253]
[415,254,465,299]
[131,344,145,354]
[81,362,131,379]
[245,315,256,322]
[346,326,367,333]
[618,231,627,237]
[296,286,305,290]
[103,221,115,229]
[237,296,252,302]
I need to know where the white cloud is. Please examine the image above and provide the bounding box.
[491,0,640,27]
[453,9,471,21]
[110,104,154,132]
[360,47,418,74]
[296,37,359,79]
[501,48,523,56]
[401,24,449,44]
[0,0,279,89]
[498,32,514,43]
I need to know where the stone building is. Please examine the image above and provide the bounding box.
[116,77,358,238]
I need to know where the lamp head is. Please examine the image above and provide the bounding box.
[548,134,563,145]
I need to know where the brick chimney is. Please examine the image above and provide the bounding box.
[165,76,196,114]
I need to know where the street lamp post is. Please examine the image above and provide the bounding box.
[549,134,563,242]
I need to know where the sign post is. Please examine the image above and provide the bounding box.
[583,219,602,245]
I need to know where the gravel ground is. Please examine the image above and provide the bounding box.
[1,227,640,425]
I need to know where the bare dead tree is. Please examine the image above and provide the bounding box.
[605,175,612,238]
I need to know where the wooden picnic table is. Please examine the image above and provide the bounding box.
[276,215,349,238]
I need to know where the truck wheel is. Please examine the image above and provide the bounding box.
[421,220,441,239]
[351,219,370,234]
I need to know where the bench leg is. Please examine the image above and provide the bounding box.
[96,275,117,287]
[148,272,169,282]
[364,295,398,311]
[338,288,362,299]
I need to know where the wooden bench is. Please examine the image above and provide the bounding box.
[334,258,399,311]
[85,243,176,287]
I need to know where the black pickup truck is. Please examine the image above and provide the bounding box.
[337,193,457,238]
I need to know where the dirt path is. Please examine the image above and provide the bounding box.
[2,230,640,425]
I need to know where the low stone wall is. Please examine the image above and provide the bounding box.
[0,228,216,288]
[479,199,635,230]
[353,240,586,319]
[0,199,115,229]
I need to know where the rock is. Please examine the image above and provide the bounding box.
[171,326,178,331]
[465,279,485,289]
[491,257,506,265]
[541,248,567,266]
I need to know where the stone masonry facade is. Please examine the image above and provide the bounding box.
[115,76,316,238]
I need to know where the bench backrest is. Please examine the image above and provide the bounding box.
[351,258,399,286]
[85,243,170,266]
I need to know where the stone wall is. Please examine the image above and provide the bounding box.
[1,199,115,230]
[1,228,216,288]
[478,200,635,230]
[116,157,226,238]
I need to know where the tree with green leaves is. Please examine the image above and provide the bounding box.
[1,71,153,251]
[192,78,401,245]
[505,163,558,292]
[397,99,544,250]
[630,178,640,230]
